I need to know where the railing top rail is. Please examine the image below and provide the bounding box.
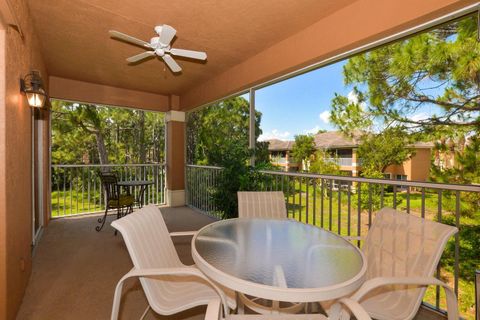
[258,169,480,193]
[186,164,223,170]
[52,163,165,168]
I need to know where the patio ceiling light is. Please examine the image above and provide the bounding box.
[20,70,47,108]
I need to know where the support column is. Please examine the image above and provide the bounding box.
[165,107,186,207]
[352,148,358,177]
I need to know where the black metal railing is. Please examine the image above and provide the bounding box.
[185,164,480,318]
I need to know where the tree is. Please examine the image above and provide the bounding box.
[357,127,415,172]
[309,150,341,175]
[291,134,316,166]
[330,16,479,134]
[186,96,267,166]
[51,100,165,165]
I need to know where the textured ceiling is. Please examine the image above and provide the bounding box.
[27,0,357,96]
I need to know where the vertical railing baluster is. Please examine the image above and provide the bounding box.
[299,177,303,221]
[81,167,84,212]
[406,186,410,214]
[337,182,341,235]
[436,189,443,309]
[380,184,384,208]
[292,177,296,220]
[357,182,362,247]
[69,168,73,215]
[454,191,460,298]
[329,179,333,231]
[368,183,372,229]
[320,178,324,228]
[393,185,397,209]
[347,182,351,236]
[306,178,309,224]
[421,188,426,219]
[63,167,66,216]
[312,179,316,226]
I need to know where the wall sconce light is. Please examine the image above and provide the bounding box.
[20,70,47,108]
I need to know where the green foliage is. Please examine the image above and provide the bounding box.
[211,143,265,219]
[51,100,165,164]
[330,16,479,133]
[309,150,342,175]
[186,96,267,166]
[291,134,316,164]
[357,167,387,211]
[357,127,415,172]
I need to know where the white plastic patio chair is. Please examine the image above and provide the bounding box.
[110,204,236,320]
[237,191,304,315]
[237,191,287,219]
[204,298,372,320]
[323,207,459,320]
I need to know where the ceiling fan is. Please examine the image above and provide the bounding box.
[109,24,207,73]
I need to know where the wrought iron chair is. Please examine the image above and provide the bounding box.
[96,172,134,232]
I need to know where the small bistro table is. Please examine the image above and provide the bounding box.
[117,180,154,208]
[192,218,366,303]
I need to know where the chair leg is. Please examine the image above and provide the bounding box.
[96,208,109,232]
[140,305,150,320]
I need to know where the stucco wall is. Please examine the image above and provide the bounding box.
[180,0,476,110]
[0,0,48,318]
[384,148,432,181]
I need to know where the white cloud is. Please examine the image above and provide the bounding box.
[304,125,321,135]
[319,110,330,124]
[347,90,367,110]
[410,112,429,122]
[347,90,359,104]
[258,129,292,141]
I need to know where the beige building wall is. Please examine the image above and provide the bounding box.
[384,148,432,181]
[0,0,49,318]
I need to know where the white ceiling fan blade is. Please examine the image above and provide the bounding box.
[126,51,155,63]
[162,54,182,73]
[159,24,176,45]
[169,48,207,60]
[109,30,150,48]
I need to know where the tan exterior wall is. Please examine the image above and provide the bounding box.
[49,76,170,112]
[384,148,432,181]
[0,0,48,318]
[166,121,185,191]
[180,0,475,110]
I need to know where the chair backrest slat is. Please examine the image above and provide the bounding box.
[99,172,119,201]
[237,191,287,219]
[360,207,457,320]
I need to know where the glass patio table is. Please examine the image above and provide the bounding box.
[192,218,367,303]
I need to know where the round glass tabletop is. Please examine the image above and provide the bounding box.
[192,218,366,302]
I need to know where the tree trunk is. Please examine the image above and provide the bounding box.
[94,130,109,171]
[138,111,146,164]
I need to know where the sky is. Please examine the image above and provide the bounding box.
[253,60,352,141]
[252,57,449,141]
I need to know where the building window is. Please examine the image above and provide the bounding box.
[396,174,407,181]
[383,173,391,179]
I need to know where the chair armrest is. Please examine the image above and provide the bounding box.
[333,298,371,320]
[170,231,197,237]
[350,276,458,320]
[111,267,229,320]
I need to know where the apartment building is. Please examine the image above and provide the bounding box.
[267,131,434,182]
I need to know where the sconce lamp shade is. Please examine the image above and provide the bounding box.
[20,70,47,108]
